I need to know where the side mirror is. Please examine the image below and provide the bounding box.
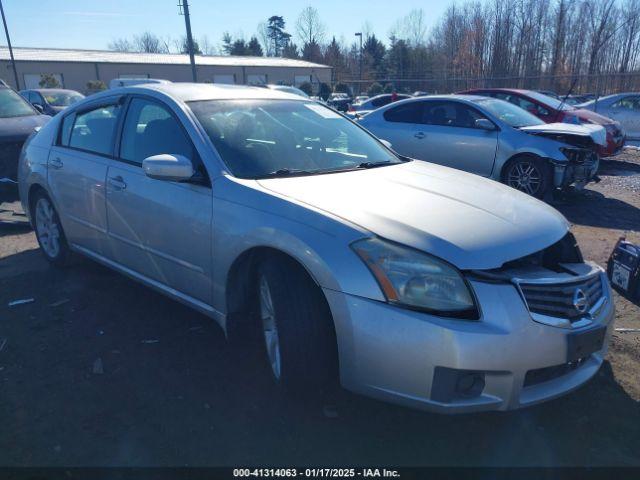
[142,154,194,182]
[475,118,496,131]
[32,103,44,113]
[380,139,392,149]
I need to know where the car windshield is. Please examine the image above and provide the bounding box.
[474,97,543,128]
[189,99,400,179]
[43,91,84,107]
[0,88,36,118]
[525,91,575,111]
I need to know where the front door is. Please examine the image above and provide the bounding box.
[105,96,213,305]
[47,100,122,255]
[416,100,498,177]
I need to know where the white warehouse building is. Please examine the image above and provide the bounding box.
[0,47,332,93]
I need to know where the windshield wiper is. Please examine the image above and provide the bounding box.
[259,168,314,178]
[357,161,393,169]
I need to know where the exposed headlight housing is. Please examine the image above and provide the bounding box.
[351,238,479,319]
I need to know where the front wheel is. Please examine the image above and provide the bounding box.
[502,156,552,199]
[256,256,338,394]
[32,191,71,266]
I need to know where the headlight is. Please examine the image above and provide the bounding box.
[351,238,478,319]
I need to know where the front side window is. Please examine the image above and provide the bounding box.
[68,104,121,156]
[422,101,488,128]
[120,98,193,164]
[0,88,36,118]
[612,97,640,110]
[189,99,400,179]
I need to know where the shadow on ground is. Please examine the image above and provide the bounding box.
[0,255,639,467]
[555,189,640,231]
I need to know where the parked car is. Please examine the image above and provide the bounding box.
[19,88,85,116]
[353,95,370,104]
[109,78,171,89]
[412,91,430,97]
[461,88,625,156]
[19,83,614,413]
[0,84,50,201]
[346,93,411,118]
[327,92,352,112]
[537,89,560,100]
[358,95,605,199]
[577,93,640,140]
[566,93,598,106]
[264,84,310,98]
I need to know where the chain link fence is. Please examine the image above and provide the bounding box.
[339,72,640,96]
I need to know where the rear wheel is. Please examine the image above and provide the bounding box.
[256,255,338,394]
[502,156,552,199]
[32,191,70,266]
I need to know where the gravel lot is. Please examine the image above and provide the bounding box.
[0,151,639,467]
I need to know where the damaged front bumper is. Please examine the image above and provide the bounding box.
[552,149,600,191]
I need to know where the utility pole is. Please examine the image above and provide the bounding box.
[0,0,19,90]
[179,0,197,82]
[355,32,362,95]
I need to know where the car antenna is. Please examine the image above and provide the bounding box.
[558,77,578,113]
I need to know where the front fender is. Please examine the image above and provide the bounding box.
[211,177,385,317]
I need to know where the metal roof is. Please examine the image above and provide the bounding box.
[0,47,330,69]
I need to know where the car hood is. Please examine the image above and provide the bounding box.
[573,108,615,126]
[0,114,50,142]
[258,161,568,270]
[520,122,607,147]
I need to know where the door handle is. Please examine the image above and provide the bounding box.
[50,157,63,169]
[108,176,127,191]
[414,132,426,139]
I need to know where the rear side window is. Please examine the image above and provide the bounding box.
[67,104,121,156]
[371,96,391,108]
[119,98,193,164]
[383,102,424,123]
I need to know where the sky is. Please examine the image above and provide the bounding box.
[1,0,464,52]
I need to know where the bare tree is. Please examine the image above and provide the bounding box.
[108,38,134,52]
[295,6,326,46]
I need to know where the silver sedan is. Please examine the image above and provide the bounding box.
[18,83,614,413]
[358,95,606,199]
[578,93,640,141]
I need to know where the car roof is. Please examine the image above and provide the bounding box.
[101,82,308,103]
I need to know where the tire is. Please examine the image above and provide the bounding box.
[31,190,71,266]
[255,255,338,394]
[502,155,553,200]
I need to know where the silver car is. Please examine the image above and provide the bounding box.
[18,83,614,413]
[578,93,640,141]
[358,95,606,198]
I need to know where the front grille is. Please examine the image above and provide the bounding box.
[519,274,603,321]
[0,141,25,180]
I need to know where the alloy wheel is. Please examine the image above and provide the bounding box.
[35,197,61,259]
[507,161,543,196]
[259,275,282,380]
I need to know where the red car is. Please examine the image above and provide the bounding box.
[460,88,626,156]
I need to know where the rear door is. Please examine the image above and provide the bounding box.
[47,98,123,255]
[415,100,498,176]
[368,101,426,158]
[105,95,213,305]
